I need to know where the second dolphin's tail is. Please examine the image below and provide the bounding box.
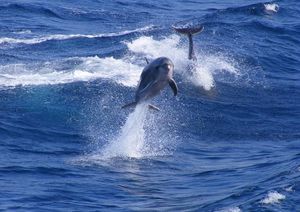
[172,24,204,61]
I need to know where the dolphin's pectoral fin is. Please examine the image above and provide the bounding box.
[122,102,137,109]
[148,104,160,111]
[168,78,178,96]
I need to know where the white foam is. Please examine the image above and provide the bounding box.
[0,34,239,90]
[13,29,32,35]
[285,186,293,192]
[127,35,238,90]
[0,25,154,45]
[216,207,241,212]
[0,56,141,87]
[126,35,186,67]
[264,3,279,13]
[260,191,285,204]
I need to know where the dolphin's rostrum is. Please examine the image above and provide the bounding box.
[122,57,178,111]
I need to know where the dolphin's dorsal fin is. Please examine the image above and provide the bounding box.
[168,78,178,96]
[144,57,149,64]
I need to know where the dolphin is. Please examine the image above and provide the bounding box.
[122,57,178,111]
[172,23,204,61]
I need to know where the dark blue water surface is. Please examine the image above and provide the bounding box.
[0,0,299,211]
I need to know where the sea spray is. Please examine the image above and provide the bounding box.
[79,100,177,164]
[100,103,148,159]
[126,35,239,91]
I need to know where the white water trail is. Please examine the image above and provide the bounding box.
[76,101,176,164]
[99,103,148,159]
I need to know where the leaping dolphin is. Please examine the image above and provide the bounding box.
[122,57,178,111]
[172,23,204,61]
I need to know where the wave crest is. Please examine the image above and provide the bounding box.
[0,34,242,91]
[260,191,286,204]
[0,56,141,87]
[0,25,155,45]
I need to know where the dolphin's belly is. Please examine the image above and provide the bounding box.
[136,80,168,102]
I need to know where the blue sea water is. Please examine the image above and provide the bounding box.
[0,0,299,211]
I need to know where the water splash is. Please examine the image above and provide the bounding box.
[77,100,177,164]
[100,103,148,159]
[126,35,239,91]
[189,54,238,90]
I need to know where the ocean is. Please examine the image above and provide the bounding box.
[0,0,299,211]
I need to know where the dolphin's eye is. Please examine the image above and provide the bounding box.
[161,63,171,70]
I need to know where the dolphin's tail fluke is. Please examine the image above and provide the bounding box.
[122,102,160,111]
[172,24,204,61]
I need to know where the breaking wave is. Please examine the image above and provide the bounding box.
[0,25,155,45]
[260,191,286,204]
[0,56,141,87]
[264,3,279,14]
[0,34,240,91]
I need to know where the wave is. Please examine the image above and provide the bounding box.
[264,3,279,14]
[204,1,280,20]
[260,191,286,204]
[216,207,241,212]
[0,34,240,91]
[0,25,155,45]
[0,3,129,22]
[224,2,279,16]
[240,20,287,34]
[0,56,141,88]
[0,3,62,19]
[13,30,32,35]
